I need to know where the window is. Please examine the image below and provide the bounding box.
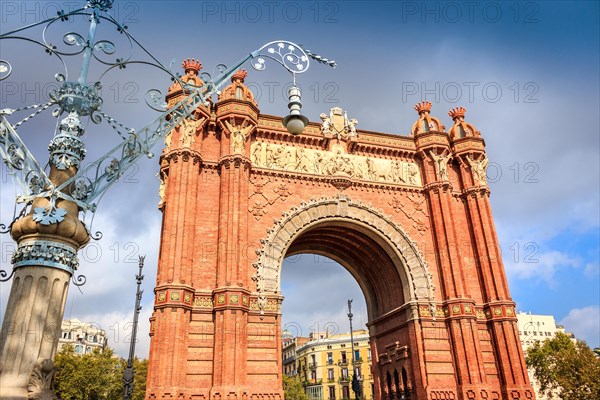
[341,351,347,363]
[368,348,372,360]
[342,368,348,379]
[311,371,316,380]
[74,345,83,354]
[354,350,360,360]
[342,386,350,399]
[328,369,335,380]
[329,386,336,400]
[327,352,333,365]
[235,87,243,100]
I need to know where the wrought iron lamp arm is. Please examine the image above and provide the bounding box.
[48,41,334,213]
[0,114,54,201]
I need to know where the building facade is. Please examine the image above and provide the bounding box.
[283,333,309,377]
[286,330,375,400]
[145,60,535,400]
[57,319,108,355]
[516,312,575,400]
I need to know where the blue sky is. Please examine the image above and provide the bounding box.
[0,1,598,356]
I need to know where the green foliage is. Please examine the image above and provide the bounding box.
[525,332,600,400]
[283,375,309,400]
[53,345,148,400]
[131,358,148,400]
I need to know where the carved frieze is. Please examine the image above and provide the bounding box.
[250,142,422,187]
[193,296,213,308]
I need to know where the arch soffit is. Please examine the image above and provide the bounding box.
[253,195,435,314]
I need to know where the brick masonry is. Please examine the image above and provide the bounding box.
[145,71,535,400]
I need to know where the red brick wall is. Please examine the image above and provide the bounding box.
[146,87,534,400]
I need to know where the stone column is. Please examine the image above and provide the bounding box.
[416,129,488,398]
[0,112,90,399]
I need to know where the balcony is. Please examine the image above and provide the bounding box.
[338,359,348,366]
[309,362,317,370]
[355,357,363,364]
[303,379,323,387]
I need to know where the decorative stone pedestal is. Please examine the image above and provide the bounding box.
[0,112,89,399]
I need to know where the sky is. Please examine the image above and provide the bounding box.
[0,1,598,358]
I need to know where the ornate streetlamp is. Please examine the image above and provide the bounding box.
[0,1,335,397]
[122,255,145,400]
[348,300,361,400]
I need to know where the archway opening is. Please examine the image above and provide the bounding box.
[278,220,412,400]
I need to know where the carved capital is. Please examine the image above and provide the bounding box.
[162,148,203,165]
[462,186,490,199]
[27,359,57,400]
[12,239,79,275]
[424,181,452,194]
[219,154,251,170]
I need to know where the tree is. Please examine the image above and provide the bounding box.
[283,375,309,400]
[131,357,149,400]
[54,345,121,399]
[525,332,600,400]
[53,345,149,400]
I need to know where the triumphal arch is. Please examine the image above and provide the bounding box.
[146,61,535,400]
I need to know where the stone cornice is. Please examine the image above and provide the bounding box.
[160,148,203,165]
[218,154,251,170]
[249,166,425,193]
[461,186,491,198]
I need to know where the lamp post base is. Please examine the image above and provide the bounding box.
[0,265,70,399]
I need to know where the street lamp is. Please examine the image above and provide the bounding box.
[0,1,335,397]
[123,255,145,400]
[348,300,361,400]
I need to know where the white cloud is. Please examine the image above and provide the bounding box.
[504,250,580,286]
[560,306,600,348]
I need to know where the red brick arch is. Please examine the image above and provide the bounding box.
[253,195,435,320]
[146,76,535,400]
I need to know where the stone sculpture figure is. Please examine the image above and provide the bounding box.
[157,171,166,209]
[179,116,205,148]
[406,163,419,185]
[320,113,332,134]
[467,155,489,185]
[296,148,311,173]
[348,118,358,136]
[252,142,263,165]
[429,151,452,181]
[225,120,253,154]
